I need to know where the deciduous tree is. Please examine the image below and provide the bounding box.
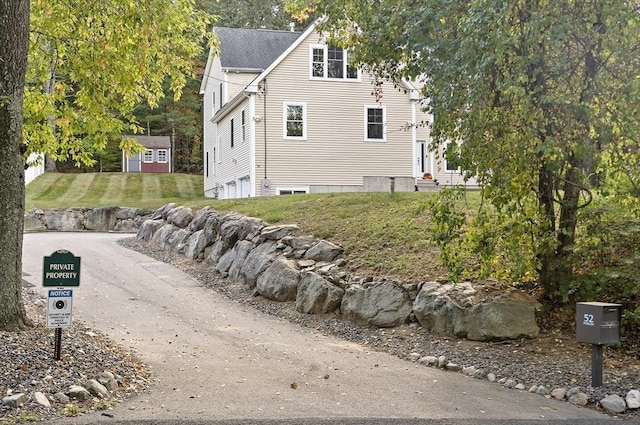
[0,0,213,330]
[0,0,31,329]
[288,0,640,300]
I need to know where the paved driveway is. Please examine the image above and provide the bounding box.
[21,233,611,424]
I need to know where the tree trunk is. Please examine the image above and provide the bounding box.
[0,0,31,330]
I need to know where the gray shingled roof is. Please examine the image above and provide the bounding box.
[123,135,171,149]
[215,27,302,71]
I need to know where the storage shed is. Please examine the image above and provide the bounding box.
[122,135,172,173]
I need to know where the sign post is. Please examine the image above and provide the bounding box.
[43,250,81,360]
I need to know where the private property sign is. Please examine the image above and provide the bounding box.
[43,250,81,287]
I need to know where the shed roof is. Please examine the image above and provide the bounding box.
[214,27,301,71]
[123,135,171,149]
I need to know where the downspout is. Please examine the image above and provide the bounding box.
[263,78,268,179]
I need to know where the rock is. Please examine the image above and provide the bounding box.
[407,353,422,362]
[23,209,46,232]
[296,271,344,314]
[551,388,567,400]
[239,241,278,287]
[166,228,190,252]
[504,379,516,388]
[437,356,448,368]
[473,369,487,379]
[185,225,216,260]
[54,392,69,404]
[303,240,344,262]
[256,257,300,302]
[535,386,549,396]
[97,371,119,391]
[419,356,438,366]
[486,373,496,382]
[413,282,539,341]
[260,224,300,241]
[627,389,640,409]
[228,241,255,281]
[341,282,412,327]
[150,203,176,220]
[462,366,476,376]
[218,214,263,247]
[167,206,194,228]
[465,291,540,341]
[85,379,108,397]
[528,385,538,393]
[568,392,589,406]
[514,383,526,390]
[600,394,626,413]
[68,385,91,401]
[136,219,164,241]
[2,393,28,408]
[32,392,51,408]
[412,282,466,337]
[445,363,462,372]
[188,207,213,232]
[43,208,85,231]
[566,387,581,399]
[84,206,118,231]
[206,240,229,265]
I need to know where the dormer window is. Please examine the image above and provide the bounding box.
[310,45,358,80]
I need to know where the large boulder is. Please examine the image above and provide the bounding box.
[228,241,256,281]
[256,257,300,301]
[137,219,165,241]
[413,282,540,341]
[303,240,344,262]
[43,208,85,231]
[151,224,177,246]
[167,206,194,228]
[413,282,468,337]
[84,206,119,231]
[23,209,45,232]
[188,207,213,232]
[218,214,264,247]
[240,241,278,287]
[185,221,217,260]
[341,282,412,327]
[206,239,229,265]
[296,271,344,314]
[465,291,540,341]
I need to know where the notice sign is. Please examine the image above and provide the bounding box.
[43,250,81,287]
[47,289,73,328]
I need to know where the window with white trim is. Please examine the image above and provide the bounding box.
[309,45,358,80]
[143,149,153,163]
[277,188,309,195]
[231,118,235,148]
[283,102,307,139]
[157,149,168,163]
[241,110,247,142]
[364,105,386,141]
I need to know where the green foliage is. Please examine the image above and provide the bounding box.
[24,0,215,167]
[63,404,85,417]
[295,0,640,301]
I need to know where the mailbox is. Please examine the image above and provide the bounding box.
[576,302,622,345]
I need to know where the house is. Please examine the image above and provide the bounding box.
[199,23,475,199]
[25,152,45,185]
[122,135,172,173]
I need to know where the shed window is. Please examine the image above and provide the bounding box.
[157,149,168,163]
[143,149,153,163]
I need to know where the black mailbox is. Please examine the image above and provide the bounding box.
[576,302,622,345]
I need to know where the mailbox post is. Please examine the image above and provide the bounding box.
[576,302,622,387]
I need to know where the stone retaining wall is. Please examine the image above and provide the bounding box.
[24,204,541,341]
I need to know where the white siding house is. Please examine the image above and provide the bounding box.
[200,23,476,199]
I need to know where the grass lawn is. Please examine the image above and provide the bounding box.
[26,172,478,283]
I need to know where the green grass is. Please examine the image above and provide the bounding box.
[26,172,478,283]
